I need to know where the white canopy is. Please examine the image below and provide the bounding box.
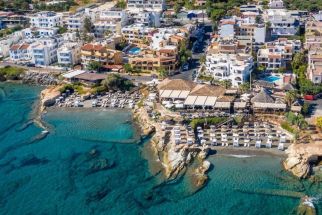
[214,102,231,108]
[184,96,198,106]
[204,96,217,106]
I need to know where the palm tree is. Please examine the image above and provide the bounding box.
[157,67,167,79]
[220,80,232,89]
[285,90,298,107]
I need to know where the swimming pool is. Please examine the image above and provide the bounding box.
[262,75,281,83]
[128,47,141,55]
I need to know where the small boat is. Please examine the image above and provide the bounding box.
[41,130,49,134]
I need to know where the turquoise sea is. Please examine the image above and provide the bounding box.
[0,83,321,215]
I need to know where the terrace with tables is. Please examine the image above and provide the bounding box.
[54,90,142,109]
[167,120,291,151]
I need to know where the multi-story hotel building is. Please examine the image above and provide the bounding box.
[80,43,122,67]
[257,38,301,71]
[205,53,254,87]
[29,11,63,28]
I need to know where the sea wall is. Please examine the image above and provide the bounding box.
[283,143,322,178]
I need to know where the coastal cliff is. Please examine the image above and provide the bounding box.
[283,143,322,178]
[39,85,61,112]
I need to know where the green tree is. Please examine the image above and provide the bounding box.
[220,80,232,89]
[124,63,133,74]
[58,26,67,34]
[178,40,192,65]
[285,90,298,107]
[102,74,134,91]
[87,61,102,72]
[157,67,168,79]
[83,17,93,33]
[301,102,310,115]
[239,82,250,93]
[174,2,181,14]
[199,55,206,65]
[115,0,126,9]
[292,52,306,71]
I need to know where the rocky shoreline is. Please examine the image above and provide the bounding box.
[21,71,60,86]
[132,106,211,190]
[283,143,322,179]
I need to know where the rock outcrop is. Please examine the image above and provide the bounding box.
[40,86,61,110]
[22,71,59,85]
[297,196,316,215]
[283,143,322,178]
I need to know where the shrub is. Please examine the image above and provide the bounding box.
[281,121,296,134]
[190,117,227,129]
[317,117,322,129]
[0,66,25,80]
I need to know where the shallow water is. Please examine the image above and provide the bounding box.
[0,83,321,215]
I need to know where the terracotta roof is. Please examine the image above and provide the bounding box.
[81,44,105,52]
[10,43,30,51]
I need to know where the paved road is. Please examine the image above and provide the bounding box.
[306,99,322,118]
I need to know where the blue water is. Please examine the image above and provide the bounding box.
[128,47,141,55]
[0,82,321,215]
[263,76,281,83]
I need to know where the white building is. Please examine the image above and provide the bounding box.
[29,11,63,28]
[99,8,128,26]
[127,0,165,12]
[269,0,284,9]
[0,30,25,58]
[57,42,81,66]
[9,43,32,62]
[150,27,186,50]
[23,27,58,38]
[131,11,160,27]
[307,50,322,84]
[265,9,300,37]
[121,24,154,44]
[205,53,254,87]
[31,37,64,66]
[66,14,85,32]
[257,38,301,71]
[93,8,129,37]
[94,21,122,37]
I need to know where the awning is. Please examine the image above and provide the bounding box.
[184,96,198,106]
[204,96,217,106]
[160,90,172,98]
[178,91,190,99]
[169,90,181,98]
[214,102,231,108]
[253,102,286,109]
[234,102,246,109]
[291,105,302,112]
[194,96,208,106]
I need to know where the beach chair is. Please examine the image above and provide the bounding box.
[244,138,250,147]
[278,142,284,150]
[255,139,261,148]
[233,137,239,147]
[266,138,272,148]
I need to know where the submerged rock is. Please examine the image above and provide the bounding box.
[86,186,111,204]
[19,154,49,167]
[297,196,316,215]
[87,158,114,175]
